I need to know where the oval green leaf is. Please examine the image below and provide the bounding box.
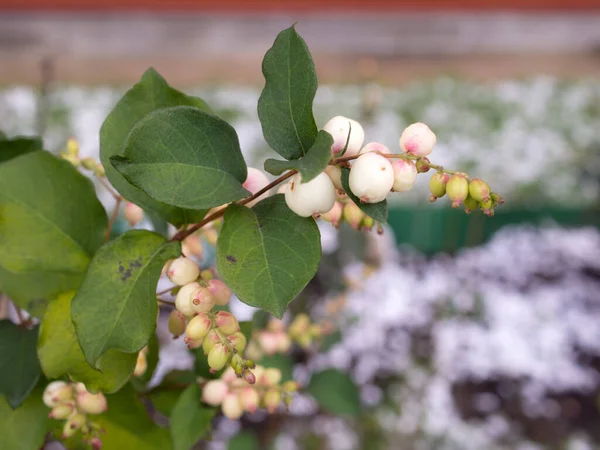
[258,25,319,160]
[217,195,321,318]
[0,384,49,450]
[171,384,216,450]
[111,106,249,210]
[340,167,388,223]
[100,68,212,226]
[0,136,42,163]
[71,230,181,367]
[37,292,137,393]
[306,369,361,417]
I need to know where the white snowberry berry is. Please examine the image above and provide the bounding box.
[359,142,390,155]
[284,172,336,217]
[190,286,216,313]
[399,122,436,157]
[324,165,343,190]
[175,281,201,317]
[348,152,394,203]
[243,167,271,207]
[167,257,200,286]
[322,116,365,156]
[124,202,144,226]
[391,159,418,192]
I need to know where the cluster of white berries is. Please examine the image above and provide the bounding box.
[43,381,106,448]
[201,366,298,420]
[163,256,256,380]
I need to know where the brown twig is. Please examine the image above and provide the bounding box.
[157,298,175,306]
[104,197,122,242]
[97,176,122,201]
[157,286,176,296]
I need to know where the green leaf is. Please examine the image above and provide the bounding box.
[111,106,249,210]
[170,384,216,450]
[238,321,253,344]
[340,167,388,223]
[217,195,321,318]
[100,68,212,227]
[148,369,198,416]
[96,384,172,450]
[0,136,42,163]
[306,369,361,417]
[0,384,49,450]
[37,292,136,393]
[71,230,180,367]
[0,151,107,314]
[260,354,293,382]
[263,130,333,182]
[0,321,40,408]
[228,431,260,450]
[257,25,319,160]
[252,310,272,330]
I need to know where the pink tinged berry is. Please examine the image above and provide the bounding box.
[359,142,390,155]
[446,174,469,208]
[284,172,336,217]
[190,287,216,313]
[399,122,437,157]
[49,403,75,420]
[222,393,244,420]
[168,310,187,338]
[77,392,107,415]
[238,387,260,413]
[227,331,247,353]
[208,343,230,371]
[391,160,418,192]
[202,329,221,355]
[175,282,201,317]
[258,332,279,355]
[243,167,271,207]
[185,313,212,341]
[319,201,343,228]
[342,202,365,230]
[324,165,343,191]
[202,379,228,406]
[222,367,238,383]
[214,311,239,336]
[348,153,394,203]
[264,389,282,413]
[124,202,144,227]
[243,370,257,385]
[167,257,200,286]
[182,234,203,259]
[323,116,365,157]
[468,178,491,203]
[90,437,103,450]
[428,172,449,201]
[206,279,231,306]
[43,381,73,407]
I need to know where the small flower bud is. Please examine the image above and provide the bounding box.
[190,287,216,313]
[185,313,212,341]
[133,351,148,377]
[342,202,365,230]
[491,192,505,206]
[468,178,491,203]
[428,172,449,201]
[202,380,228,406]
[399,122,436,157]
[463,195,479,214]
[262,368,282,386]
[446,174,469,208]
[181,235,203,259]
[324,165,343,190]
[81,157,97,171]
[320,201,343,228]
[416,157,431,173]
[214,311,240,336]
[227,331,247,353]
[206,279,231,306]
[243,167,271,207]
[359,142,390,155]
[243,370,257,385]
[175,282,201,317]
[222,393,244,420]
[264,389,282,413]
[77,392,107,415]
[238,387,260,413]
[349,153,394,203]
[285,172,336,217]
[168,310,187,338]
[202,329,221,355]
[323,116,365,157]
[208,343,230,371]
[124,202,144,227]
[43,381,73,407]
[391,159,418,192]
[49,402,75,419]
[66,137,79,156]
[167,257,200,286]
[90,437,103,450]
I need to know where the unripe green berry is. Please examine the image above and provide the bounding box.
[214,311,240,336]
[463,195,479,214]
[208,343,230,371]
[468,178,491,203]
[342,202,365,230]
[175,282,201,317]
[49,402,75,419]
[81,157,97,171]
[361,215,375,231]
[200,269,214,281]
[64,413,86,436]
[77,391,107,415]
[206,279,231,306]
[480,198,494,217]
[167,257,200,286]
[416,157,431,173]
[227,331,247,353]
[264,388,282,413]
[429,172,449,201]
[190,287,216,313]
[202,329,221,355]
[491,192,505,206]
[168,310,187,338]
[185,313,212,341]
[446,174,469,208]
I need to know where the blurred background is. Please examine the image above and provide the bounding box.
[2,1,600,449]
